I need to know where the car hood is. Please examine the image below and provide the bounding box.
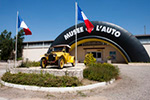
[51,52,64,57]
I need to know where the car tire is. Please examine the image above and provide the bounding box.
[58,57,64,69]
[71,61,75,67]
[72,63,75,67]
[72,58,75,67]
[40,58,47,68]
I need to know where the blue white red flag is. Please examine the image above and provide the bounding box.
[77,4,94,33]
[18,15,32,35]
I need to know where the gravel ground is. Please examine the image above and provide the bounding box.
[0,63,150,100]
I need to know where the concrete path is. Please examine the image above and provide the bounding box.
[81,64,150,100]
[0,63,7,77]
[0,63,150,100]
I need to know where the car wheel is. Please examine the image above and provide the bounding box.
[40,58,47,68]
[72,59,75,67]
[58,57,64,69]
[71,57,75,67]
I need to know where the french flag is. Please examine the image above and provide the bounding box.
[77,4,94,33]
[18,15,32,35]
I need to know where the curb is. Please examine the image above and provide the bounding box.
[128,63,150,66]
[0,79,115,93]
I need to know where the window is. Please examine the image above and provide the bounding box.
[109,51,116,60]
[97,52,101,58]
[91,52,96,58]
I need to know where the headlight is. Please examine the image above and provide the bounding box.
[45,53,48,56]
[53,54,57,57]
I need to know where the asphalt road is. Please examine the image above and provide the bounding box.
[0,63,7,77]
[81,64,150,100]
[0,63,150,100]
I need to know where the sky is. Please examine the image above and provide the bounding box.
[0,0,150,42]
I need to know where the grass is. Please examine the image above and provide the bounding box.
[1,72,82,87]
[17,57,23,61]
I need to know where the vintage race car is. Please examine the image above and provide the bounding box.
[40,44,75,69]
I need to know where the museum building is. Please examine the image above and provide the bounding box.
[23,21,150,63]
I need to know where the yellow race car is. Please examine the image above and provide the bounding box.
[40,44,75,69]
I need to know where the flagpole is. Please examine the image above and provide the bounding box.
[75,2,78,66]
[15,11,19,68]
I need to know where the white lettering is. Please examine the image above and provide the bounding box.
[111,29,116,35]
[106,27,112,33]
[68,31,73,37]
[80,27,84,33]
[101,26,106,32]
[96,25,103,31]
[64,25,121,40]
[100,25,102,29]
[114,31,121,37]
[73,29,77,35]
[76,28,80,33]
[64,27,84,40]
[95,25,121,38]
[96,25,100,31]
[64,33,70,40]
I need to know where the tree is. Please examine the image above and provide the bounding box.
[14,29,25,59]
[0,29,25,61]
[0,30,14,61]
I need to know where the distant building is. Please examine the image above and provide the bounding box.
[135,35,150,57]
[23,40,53,61]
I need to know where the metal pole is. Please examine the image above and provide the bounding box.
[75,2,78,66]
[144,25,146,35]
[15,11,19,68]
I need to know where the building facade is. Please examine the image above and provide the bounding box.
[23,40,53,61]
[23,35,150,63]
[22,21,150,63]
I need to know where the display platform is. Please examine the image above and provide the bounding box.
[10,63,86,80]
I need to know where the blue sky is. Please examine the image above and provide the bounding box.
[0,0,150,42]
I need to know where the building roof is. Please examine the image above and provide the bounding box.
[52,44,71,48]
[23,40,54,44]
[135,34,150,38]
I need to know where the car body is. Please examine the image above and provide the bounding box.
[40,44,75,69]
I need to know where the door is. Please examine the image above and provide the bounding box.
[90,52,102,62]
[96,52,102,62]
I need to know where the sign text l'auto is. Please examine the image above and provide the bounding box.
[64,25,121,40]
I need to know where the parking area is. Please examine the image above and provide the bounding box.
[0,63,150,100]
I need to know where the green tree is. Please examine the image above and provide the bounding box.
[14,29,25,59]
[0,30,14,61]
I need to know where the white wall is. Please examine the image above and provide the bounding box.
[143,44,150,57]
[23,48,48,61]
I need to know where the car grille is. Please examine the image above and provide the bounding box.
[49,54,55,61]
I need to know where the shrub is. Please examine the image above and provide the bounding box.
[19,61,40,68]
[106,56,111,60]
[17,57,23,61]
[83,63,119,82]
[84,53,96,66]
[1,72,82,87]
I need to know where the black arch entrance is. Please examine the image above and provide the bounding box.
[51,21,150,62]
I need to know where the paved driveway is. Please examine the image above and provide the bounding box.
[81,64,150,100]
[0,63,150,100]
[0,63,7,77]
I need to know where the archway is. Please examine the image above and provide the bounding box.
[51,21,150,63]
